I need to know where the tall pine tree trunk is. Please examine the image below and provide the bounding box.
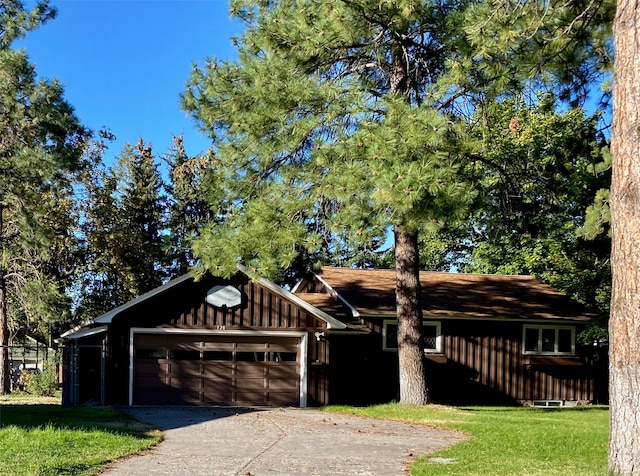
[395,227,429,405]
[609,0,640,472]
[388,32,428,405]
[0,203,9,394]
[0,275,8,395]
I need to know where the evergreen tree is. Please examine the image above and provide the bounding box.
[0,0,88,393]
[183,0,478,404]
[163,135,213,277]
[76,158,126,318]
[117,138,166,292]
[77,139,166,319]
[183,0,612,404]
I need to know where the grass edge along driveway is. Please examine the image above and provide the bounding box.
[0,404,162,476]
[327,403,608,476]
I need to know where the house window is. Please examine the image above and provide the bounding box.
[523,325,575,355]
[383,320,442,353]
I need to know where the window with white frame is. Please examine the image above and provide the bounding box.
[383,320,442,353]
[523,325,575,355]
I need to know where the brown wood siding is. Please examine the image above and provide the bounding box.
[327,333,399,406]
[429,320,597,404]
[307,337,330,405]
[347,317,599,405]
[160,278,324,330]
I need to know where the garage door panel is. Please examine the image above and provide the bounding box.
[168,377,202,390]
[267,378,298,390]
[266,391,299,406]
[235,377,267,390]
[203,379,232,392]
[236,343,270,352]
[202,363,233,378]
[135,361,168,376]
[169,362,202,376]
[136,335,168,348]
[234,391,268,406]
[266,351,297,362]
[166,335,203,347]
[266,343,298,352]
[202,342,235,350]
[203,391,233,404]
[267,364,299,379]
[236,363,266,377]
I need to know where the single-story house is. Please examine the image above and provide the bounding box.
[59,266,604,407]
[293,267,606,406]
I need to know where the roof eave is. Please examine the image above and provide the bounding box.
[241,265,347,330]
[309,272,361,319]
[58,325,109,341]
[357,312,593,323]
[93,273,195,324]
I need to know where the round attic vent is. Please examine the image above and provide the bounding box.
[206,285,242,308]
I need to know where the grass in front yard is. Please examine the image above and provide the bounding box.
[326,403,608,476]
[0,405,161,475]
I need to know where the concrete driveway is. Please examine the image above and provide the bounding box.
[101,406,466,476]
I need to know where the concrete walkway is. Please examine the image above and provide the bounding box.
[101,407,467,476]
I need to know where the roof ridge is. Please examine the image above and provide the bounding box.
[319,266,537,279]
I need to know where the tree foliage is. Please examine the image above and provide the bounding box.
[0,0,88,392]
[181,0,613,404]
[183,0,482,404]
[163,135,214,278]
[76,139,167,319]
[461,97,611,320]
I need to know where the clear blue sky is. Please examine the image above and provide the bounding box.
[17,0,243,164]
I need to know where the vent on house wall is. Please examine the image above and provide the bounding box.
[531,400,564,408]
[206,285,242,308]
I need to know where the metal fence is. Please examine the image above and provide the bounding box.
[3,344,58,391]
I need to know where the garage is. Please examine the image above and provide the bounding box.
[131,331,306,406]
[60,270,345,407]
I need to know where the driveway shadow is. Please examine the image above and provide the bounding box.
[118,405,264,431]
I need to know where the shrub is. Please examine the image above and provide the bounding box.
[22,364,58,397]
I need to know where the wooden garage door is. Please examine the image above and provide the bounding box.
[133,334,300,406]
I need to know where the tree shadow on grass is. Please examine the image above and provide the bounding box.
[0,404,160,439]
[0,403,266,433]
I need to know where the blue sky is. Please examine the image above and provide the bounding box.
[18,0,243,164]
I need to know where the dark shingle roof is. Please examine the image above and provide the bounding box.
[301,267,594,322]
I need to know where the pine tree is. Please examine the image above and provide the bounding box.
[183,0,477,404]
[77,158,126,318]
[0,0,88,393]
[183,0,612,404]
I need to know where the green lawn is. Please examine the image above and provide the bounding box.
[327,404,609,476]
[0,403,161,476]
